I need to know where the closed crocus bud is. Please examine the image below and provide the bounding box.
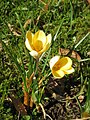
[50,56,74,79]
[25,30,52,59]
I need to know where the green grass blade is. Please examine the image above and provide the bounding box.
[15,12,25,37]
[69,0,73,30]
[85,79,90,113]
[2,41,27,91]
[78,58,90,62]
[53,18,64,41]
[41,48,51,74]
[17,44,26,79]
[74,32,90,49]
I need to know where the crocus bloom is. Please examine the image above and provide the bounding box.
[25,30,52,59]
[50,56,74,79]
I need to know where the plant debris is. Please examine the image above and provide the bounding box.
[9,92,27,116]
[59,48,81,60]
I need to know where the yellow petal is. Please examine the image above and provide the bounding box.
[39,43,50,53]
[59,57,72,70]
[25,39,33,51]
[33,40,43,52]
[33,30,46,46]
[38,34,51,54]
[46,34,52,45]
[26,31,34,51]
[52,69,65,79]
[30,50,39,59]
[63,67,74,74]
[26,31,34,44]
[50,56,60,70]
[41,33,52,51]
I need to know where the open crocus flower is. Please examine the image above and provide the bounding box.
[50,56,74,79]
[25,30,52,59]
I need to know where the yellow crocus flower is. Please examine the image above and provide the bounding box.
[25,30,52,59]
[50,56,74,79]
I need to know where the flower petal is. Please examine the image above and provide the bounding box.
[30,50,39,59]
[52,69,65,79]
[33,40,43,52]
[25,31,34,51]
[38,34,52,54]
[33,30,46,46]
[46,34,52,45]
[59,57,72,70]
[63,67,74,74]
[26,31,34,43]
[25,39,33,51]
[50,56,60,70]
